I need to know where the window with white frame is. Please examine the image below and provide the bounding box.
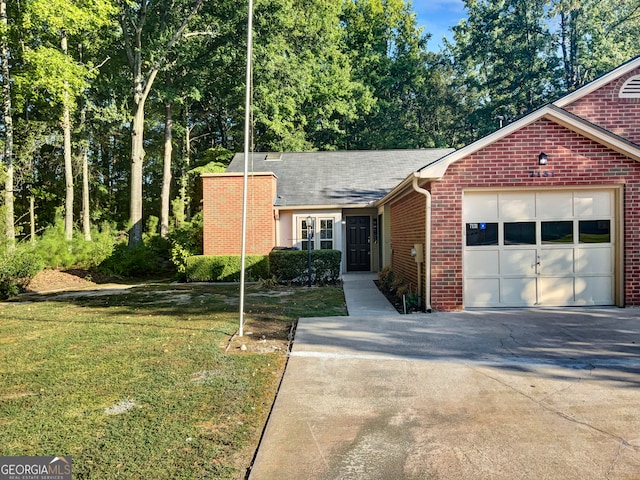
[300,217,313,250]
[297,216,335,250]
[319,219,334,249]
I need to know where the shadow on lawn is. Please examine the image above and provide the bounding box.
[6,282,330,343]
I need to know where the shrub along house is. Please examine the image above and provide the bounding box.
[202,56,640,310]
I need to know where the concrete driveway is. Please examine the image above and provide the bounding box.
[248,308,640,480]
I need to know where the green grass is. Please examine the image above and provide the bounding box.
[0,283,346,479]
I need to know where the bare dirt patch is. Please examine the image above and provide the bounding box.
[222,318,294,354]
[24,269,134,298]
[27,269,96,293]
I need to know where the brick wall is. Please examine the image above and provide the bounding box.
[202,173,277,255]
[563,66,640,145]
[391,119,640,311]
[390,190,426,304]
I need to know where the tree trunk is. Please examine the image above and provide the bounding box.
[78,44,91,242]
[63,99,73,241]
[30,196,35,244]
[560,8,581,91]
[129,92,148,246]
[128,60,159,246]
[160,101,172,238]
[82,144,91,241]
[62,30,74,242]
[1,0,15,249]
[180,105,192,225]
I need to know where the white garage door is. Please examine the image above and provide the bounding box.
[463,190,615,307]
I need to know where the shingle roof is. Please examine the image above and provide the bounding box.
[226,149,453,207]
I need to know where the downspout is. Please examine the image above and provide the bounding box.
[412,176,432,313]
[274,207,280,247]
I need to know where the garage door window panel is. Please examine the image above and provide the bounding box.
[466,223,498,246]
[504,222,536,245]
[579,220,610,243]
[542,221,573,244]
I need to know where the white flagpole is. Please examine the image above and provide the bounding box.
[239,0,253,338]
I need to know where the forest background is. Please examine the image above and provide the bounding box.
[0,0,639,286]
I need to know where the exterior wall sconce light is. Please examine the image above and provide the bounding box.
[538,152,548,165]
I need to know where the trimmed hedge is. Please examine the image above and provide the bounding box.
[185,255,269,282]
[269,249,341,285]
[185,250,341,284]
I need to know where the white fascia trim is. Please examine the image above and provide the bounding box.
[200,171,277,178]
[416,105,640,181]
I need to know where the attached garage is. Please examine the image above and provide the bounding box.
[381,64,640,311]
[463,189,620,307]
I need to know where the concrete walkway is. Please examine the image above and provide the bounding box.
[247,274,640,479]
[341,272,398,316]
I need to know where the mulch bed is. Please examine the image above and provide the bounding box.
[374,280,417,314]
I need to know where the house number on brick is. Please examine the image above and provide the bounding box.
[529,170,555,178]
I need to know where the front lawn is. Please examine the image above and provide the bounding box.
[0,283,346,479]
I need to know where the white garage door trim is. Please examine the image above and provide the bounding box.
[463,188,619,308]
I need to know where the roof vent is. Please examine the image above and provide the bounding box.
[619,75,640,98]
[265,152,283,161]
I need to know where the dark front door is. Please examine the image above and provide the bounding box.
[346,216,370,271]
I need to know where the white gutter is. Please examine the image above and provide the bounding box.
[412,176,432,313]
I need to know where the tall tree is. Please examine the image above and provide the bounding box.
[21,0,116,241]
[160,99,172,238]
[447,0,560,139]
[554,0,583,90]
[252,0,373,151]
[78,86,92,241]
[1,0,14,247]
[551,0,640,90]
[339,0,441,149]
[119,0,204,247]
[61,29,73,241]
[152,2,228,237]
[83,34,132,231]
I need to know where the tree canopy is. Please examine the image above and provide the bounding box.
[0,0,638,246]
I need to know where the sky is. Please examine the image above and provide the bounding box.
[412,0,467,51]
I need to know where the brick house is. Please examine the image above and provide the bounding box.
[203,56,640,310]
[202,150,453,271]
